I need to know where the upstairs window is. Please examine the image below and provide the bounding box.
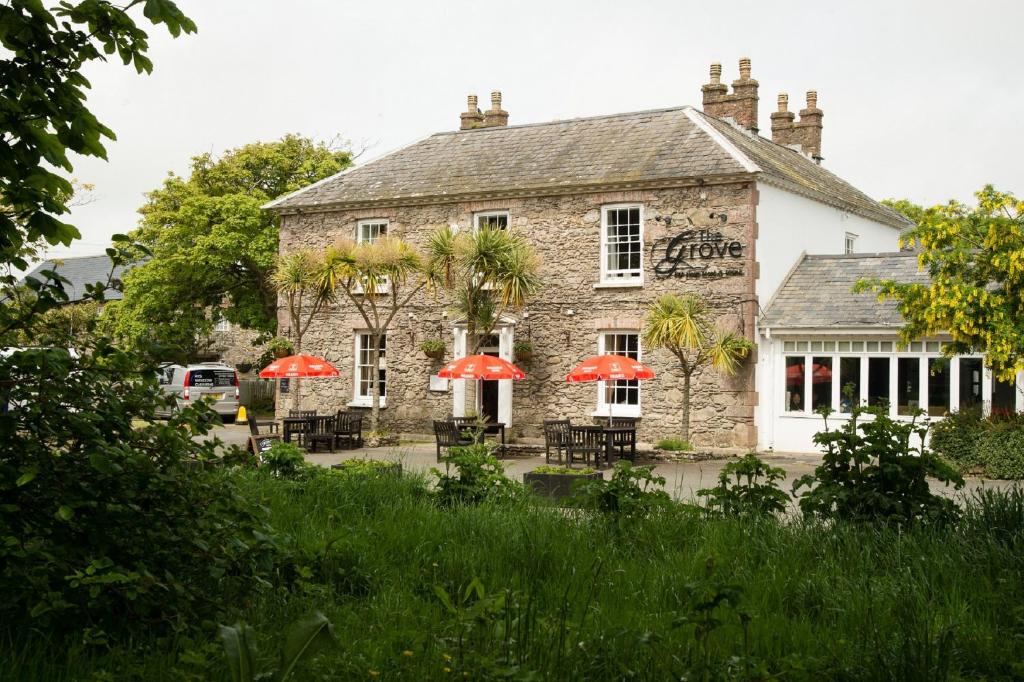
[213,315,230,332]
[601,204,643,283]
[474,211,509,231]
[844,232,858,254]
[357,219,389,244]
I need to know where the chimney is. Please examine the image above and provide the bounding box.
[483,90,508,127]
[460,94,484,130]
[701,58,759,132]
[770,90,824,163]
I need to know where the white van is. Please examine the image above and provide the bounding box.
[156,362,240,422]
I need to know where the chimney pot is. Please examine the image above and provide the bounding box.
[777,92,788,113]
[739,57,752,80]
[460,93,485,130]
[483,90,508,127]
[467,94,478,113]
[806,90,818,110]
[709,62,722,84]
[491,91,502,109]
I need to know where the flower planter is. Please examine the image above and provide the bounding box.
[235,362,253,374]
[524,471,603,499]
[514,350,533,363]
[272,348,290,359]
[423,349,445,361]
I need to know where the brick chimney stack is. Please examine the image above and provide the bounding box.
[702,58,759,133]
[770,90,824,163]
[483,91,509,127]
[460,94,484,130]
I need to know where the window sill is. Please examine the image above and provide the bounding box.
[592,406,642,418]
[348,399,386,409]
[594,280,644,289]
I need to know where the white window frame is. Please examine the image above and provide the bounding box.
[473,210,510,232]
[357,219,389,244]
[844,232,858,254]
[599,203,644,285]
[212,315,230,332]
[350,331,386,408]
[594,330,642,417]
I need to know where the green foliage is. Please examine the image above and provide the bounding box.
[419,338,445,356]
[219,612,340,682]
[432,444,525,506]
[0,0,194,272]
[859,186,1024,382]
[929,407,988,472]
[699,453,790,517]
[881,197,927,225]
[109,136,351,359]
[930,408,1024,479]
[570,460,670,517]
[512,340,532,359]
[0,343,285,639]
[978,429,1024,479]
[532,464,596,475]
[643,293,754,442]
[794,405,964,525]
[656,437,693,451]
[261,441,309,478]
[330,459,400,476]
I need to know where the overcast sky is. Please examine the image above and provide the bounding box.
[45,0,1024,263]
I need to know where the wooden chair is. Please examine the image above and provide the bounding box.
[567,425,605,468]
[287,409,317,446]
[334,410,364,449]
[434,420,473,462]
[307,415,336,453]
[543,419,571,464]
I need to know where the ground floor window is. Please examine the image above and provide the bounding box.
[959,358,983,410]
[598,331,640,414]
[785,356,805,412]
[839,357,861,412]
[355,332,386,404]
[811,356,832,411]
[993,373,1017,416]
[868,357,890,407]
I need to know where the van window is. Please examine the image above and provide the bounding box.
[188,369,236,387]
[158,367,174,385]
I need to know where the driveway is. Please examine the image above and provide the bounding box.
[202,424,1016,503]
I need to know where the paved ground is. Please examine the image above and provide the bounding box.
[205,424,1017,502]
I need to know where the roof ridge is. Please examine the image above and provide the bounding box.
[804,251,916,260]
[431,105,695,136]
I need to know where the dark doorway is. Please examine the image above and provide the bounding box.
[479,334,500,423]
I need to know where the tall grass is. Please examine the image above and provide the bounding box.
[3,473,1023,680]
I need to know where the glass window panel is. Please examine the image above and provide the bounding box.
[838,341,850,352]
[785,357,806,412]
[910,342,923,352]
[851,341,864,351]
[880,341,893,352]
[839,357,862,412]
[866,341,879,352]
[898,357,921,415]
[601,333,640,406]
[993,372,1017,417]
[356,333,386,399]
[869,357,890,407]
[927,357,950,416]
[958,358,983,412]
[784,341,795,351]
[811,356,833,410]
[926,341,940,352]
[358,220,388,244]
[823,341,835,351]
[810,341,822,351]
[602,206,642,280]
[796,341,808,351]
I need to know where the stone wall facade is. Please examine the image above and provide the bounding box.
[208,324,265,378]
[277,180,760,447]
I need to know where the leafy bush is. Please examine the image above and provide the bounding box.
[419,339,445,357]
[979,429,1024,479]
[220,612,340,681]
[794,405,964,525]
[570,461,670,517]
[532,464,596,475]
[699,453,790,516]
[929,407,987,472]
[261,441,309,478]
[656,438,693,452]
[432,444,525,506]
[330,459,400,476]
[0,343,287,640]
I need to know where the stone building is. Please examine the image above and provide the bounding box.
[265,59,913,449]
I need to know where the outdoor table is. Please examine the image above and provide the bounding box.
[601,426,636,465]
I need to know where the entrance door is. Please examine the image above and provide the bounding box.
[478,335,500,422]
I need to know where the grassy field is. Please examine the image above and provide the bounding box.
[4,469,1023,681]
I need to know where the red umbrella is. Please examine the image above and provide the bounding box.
[437,354,525,381]
[259,354,340,378]
[566,354,655,383]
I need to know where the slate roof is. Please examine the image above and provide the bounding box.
[760,252,928,329]
[22,254,132,302]
[265,106,909,229]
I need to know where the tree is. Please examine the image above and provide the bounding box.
[642,293,753,442]
[0,0,194,281]
[881,197,927,226]
[425,226,541,354]
[858,186,1024,381]
[108,136,351,358]
[318,236,426,431]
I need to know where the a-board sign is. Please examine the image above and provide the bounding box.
[248,434,281,458]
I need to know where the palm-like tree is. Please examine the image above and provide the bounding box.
[643,293,754,442]
[317,236,426,431]
[426,225,541,354]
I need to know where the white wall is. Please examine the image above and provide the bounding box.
[755,183,901,303]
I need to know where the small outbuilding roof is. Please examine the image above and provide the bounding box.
[760,252,928,330]
[21,254,131,302]
[265,106,909,229]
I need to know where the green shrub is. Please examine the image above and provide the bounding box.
[261,441,309,478]
[570,461,670,517]
[532,464,597,475]
[432,444,525,506]
[978,429,1024,479]
[419,339,445,357]
[656,438,693,452]
[795,405,964,525]
[699,453,790,516]
[930,407,987,472]
[330,458,400,476]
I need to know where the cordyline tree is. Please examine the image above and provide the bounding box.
[425,226,541,354]
[859,186,1024,381]
[643,293,754,442]
[318,236,427,431]
[108,136,351,358]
